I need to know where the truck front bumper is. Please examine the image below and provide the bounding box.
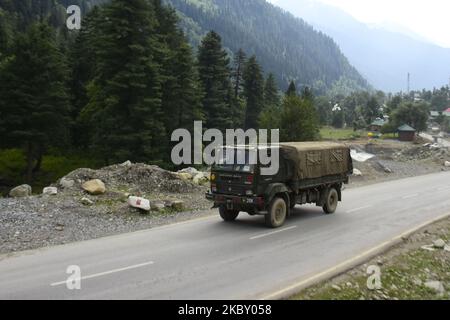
[206,192,266,213]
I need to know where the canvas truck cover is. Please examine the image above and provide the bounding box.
[280,142,352,180]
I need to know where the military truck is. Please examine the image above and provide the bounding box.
[206,142,353,228]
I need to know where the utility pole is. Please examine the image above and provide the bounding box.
[407,72,410,94]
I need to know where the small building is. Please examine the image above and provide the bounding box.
[398,124,416,142]
[369,118,385,132]
[443,108,450,117]
[430,111,440,120]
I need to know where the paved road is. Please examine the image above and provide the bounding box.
[1,172,450,300]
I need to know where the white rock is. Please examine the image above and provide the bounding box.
[352,169,363,176]
[60,178,75,189]
[433,239,446,249]
[193,173,209,185]
[445,161,450,167]
[82,179,106,195]
[151,201,166,212]
[80,197,94,206]
[424,281,445,296]
[177,172,193,181]
[331,285,341,291]
[178,167,199,176]
[9,184,32,198]
[128,196,151,211]
[421,245,435,252]
[121,160,132,167]
[43,187,58,195]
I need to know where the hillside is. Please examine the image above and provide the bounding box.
[275,0,450,92]
[165,0,369,93]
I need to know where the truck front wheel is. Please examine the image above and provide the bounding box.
[219,207,239,222]
[323,187,339,214]
[265,197,287,228]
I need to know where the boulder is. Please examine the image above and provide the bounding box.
[171,200,185,211]
[80,197,94,206]
[178,167,199,176]
[424,281,445,296]
[193,173,209,185]
[177,172,193,181]
[128,196,151,211]
[82,179,106,195]
[444,161,450,167]
[433,239,446,249]
[9,184,32,198]
[43,187,58,195]
[120,160,132,167]
[151,201,166,212]
[59,178,75,189]
[352,169,363,177]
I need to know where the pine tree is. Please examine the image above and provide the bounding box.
[280,95,319,142]
[264,73,280,108]
[153,1,204,136]
[243,56,265,130]
[286,80,297,96]
[0,23,70,182]
[232,48,246,100]
[258,73,280,130]
[68,5,103,149]
[197,31,233,131]
[81,0,166,164]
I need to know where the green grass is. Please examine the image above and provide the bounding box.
[0,148,102,195]
[320,127,367,141]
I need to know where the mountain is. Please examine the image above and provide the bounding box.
[0,0,369,94]
[164,0,369,93]
[274,0,450,92]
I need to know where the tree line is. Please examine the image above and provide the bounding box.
[0,0,320,183]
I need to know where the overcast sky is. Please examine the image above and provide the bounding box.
[268,0,450,48]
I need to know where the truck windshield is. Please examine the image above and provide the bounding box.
[214,148,256,173]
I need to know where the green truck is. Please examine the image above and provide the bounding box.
[206,142,353,228]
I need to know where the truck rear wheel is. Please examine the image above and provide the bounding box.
[219,207,239,222]
[265,197,287,228]
[323,187,338,214]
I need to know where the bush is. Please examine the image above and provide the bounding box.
[381,122,397,134]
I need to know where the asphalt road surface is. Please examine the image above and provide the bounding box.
[1,172,449,300]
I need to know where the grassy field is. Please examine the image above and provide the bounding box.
[320,127,367,141]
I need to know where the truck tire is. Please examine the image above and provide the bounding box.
[265,197,287,228]
[219,207,239,222]
[323,187,338,214]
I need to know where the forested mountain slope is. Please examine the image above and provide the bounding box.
[0,0,369,94]
[165,0,370,93]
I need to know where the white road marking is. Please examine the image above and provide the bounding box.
[347,205,372,213]
[250,226,298,240]
[402,193,419,199]
[50,261,154,287]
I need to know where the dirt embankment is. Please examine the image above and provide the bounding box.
[347,139,449,187]
[0,162,211,254]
